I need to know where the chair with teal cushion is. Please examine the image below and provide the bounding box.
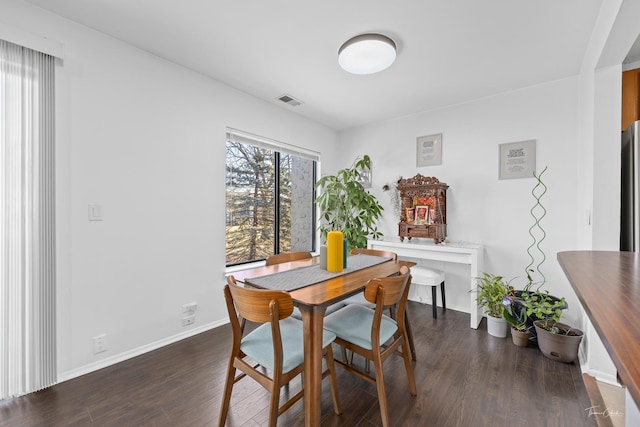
[341,248,416,361]
[323,266,416,427]
[219,276,341,427]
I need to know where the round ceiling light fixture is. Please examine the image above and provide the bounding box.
[338,33,397,75]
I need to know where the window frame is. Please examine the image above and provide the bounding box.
[225,129,319,267]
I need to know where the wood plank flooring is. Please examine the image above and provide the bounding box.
[0,302,599,426]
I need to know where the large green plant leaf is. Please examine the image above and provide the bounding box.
[315,155,384,251]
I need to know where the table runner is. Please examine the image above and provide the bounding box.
[246,253,391,291]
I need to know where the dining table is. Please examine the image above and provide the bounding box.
[230,254,415,427]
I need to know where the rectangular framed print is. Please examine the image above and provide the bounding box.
[405,207,415,223]
[414,205,429,224]
[499,140,536,180]
[416,133,443,167]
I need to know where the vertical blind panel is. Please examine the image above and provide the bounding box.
[0,39,56,399]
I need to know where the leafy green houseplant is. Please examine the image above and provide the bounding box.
[508,276,569,344]
[475,273,508,318]
[501,294,528,332]
[527,270,582,363]
[315,155,384,252]
[520,287,566,323]
[513,167,582,360]
[534,316,584,363]
[474,272,509,337]
[506,167,566,336]
[502,294,530,347]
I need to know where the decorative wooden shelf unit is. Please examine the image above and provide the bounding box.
[397,174,449,244]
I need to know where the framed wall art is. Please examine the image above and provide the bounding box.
[416,133,443,167]
[499,139,536,180]
[414,205,429,224]
[355,161,372,188]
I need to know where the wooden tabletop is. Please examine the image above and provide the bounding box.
[230,257,415,308]
[557,251,640,408]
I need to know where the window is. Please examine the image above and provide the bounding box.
[225,130,318,266]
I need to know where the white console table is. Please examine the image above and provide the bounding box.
[368,238,484,328]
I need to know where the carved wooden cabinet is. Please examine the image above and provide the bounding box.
[397,174,448,244]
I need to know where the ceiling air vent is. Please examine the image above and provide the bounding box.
[277,94,303,107]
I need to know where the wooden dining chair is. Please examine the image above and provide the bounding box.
[219,276,341,427]
[342,248,417,361]
[349,247,398,260]
[322,265,416,427]
[342,248,398,308]
[265,251,312,266]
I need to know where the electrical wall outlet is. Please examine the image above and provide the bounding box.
[182,302,197,316]
[182,315,195,327]
[93,334,107,354]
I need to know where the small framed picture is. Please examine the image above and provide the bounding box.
[357,168,372,188]
[414,205,429,224]
[416,133,443,167]
[405,207,415,223]
[499,140,536,179]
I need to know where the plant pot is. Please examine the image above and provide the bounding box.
[533,320,584,363]
[511,290,568,340]
[510,328,530,347]
[486,315,508,338]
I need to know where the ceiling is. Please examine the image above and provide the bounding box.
[25,0,607,131]
[626,34,640,66]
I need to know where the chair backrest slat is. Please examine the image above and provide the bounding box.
[265,251,312,266]
[226,276,294,322]
[363,265,410,307]
[350,248,397,260]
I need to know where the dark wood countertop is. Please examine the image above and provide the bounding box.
[557,251,640,408]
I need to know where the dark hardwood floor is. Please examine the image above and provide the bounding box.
[0,301,598,426]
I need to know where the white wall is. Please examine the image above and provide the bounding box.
[337,2,640,394]
[1,0,338,379]
[339,78,583,319]
[577,0,640,392]
[5,0,640,395]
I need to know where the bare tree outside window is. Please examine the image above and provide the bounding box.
[226,139,315,265]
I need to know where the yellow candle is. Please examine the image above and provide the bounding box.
[327,231,344,273]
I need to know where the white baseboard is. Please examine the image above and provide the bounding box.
[583,367,620,386]
[578,345,620,386]
[58,318,229,383]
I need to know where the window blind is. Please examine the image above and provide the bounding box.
[0,39,57,399]
[226,128,320,162]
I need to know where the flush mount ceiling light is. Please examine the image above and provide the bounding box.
[338,33,397,75]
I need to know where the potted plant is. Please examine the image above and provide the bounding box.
[501,290,530,347]
[509,167,567,339]
[474,272,509,338]
[508,276,568,339]
[533,307,584,363]
[315,155,384,252]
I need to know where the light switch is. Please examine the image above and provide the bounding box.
[88,204,103,221]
